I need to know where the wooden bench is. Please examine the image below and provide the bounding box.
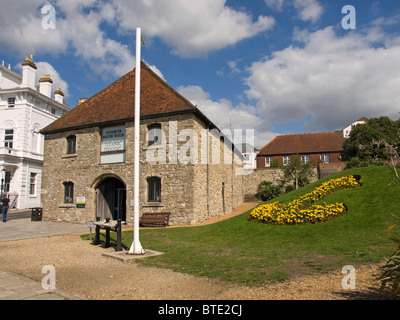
[139,212,170,227]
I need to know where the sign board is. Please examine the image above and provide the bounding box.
[76,196,86,208]
[101,125,126,164]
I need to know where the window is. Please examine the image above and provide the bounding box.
[7,98,15,108]
[265,157,273,167]
[63,182,74,203]
[66,135,76,154]
[29,173,37,195]
[51,108,56,115]
[4,172,11,193]
[243,154,250,161]
[283,156,290,166]
[320,154,330,163]
[301,155,310,164]
[4,129,14,148]
[148,124,161,146]
[147,177,161,202]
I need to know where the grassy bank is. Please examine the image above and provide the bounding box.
[85,166,400,285]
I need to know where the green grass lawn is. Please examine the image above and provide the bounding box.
[84,165,400,286]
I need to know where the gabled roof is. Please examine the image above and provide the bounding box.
[41,62,199,134]
[259,131,345,155]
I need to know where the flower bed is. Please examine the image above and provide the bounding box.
[248,175,360,225]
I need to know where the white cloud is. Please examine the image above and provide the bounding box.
[245,26,400,133]
[115,0,275,57]
[264,0,323,22]
[0,0,134,78]
[294,0,323,22]
[177,85,278,148]
[35,62,70,98]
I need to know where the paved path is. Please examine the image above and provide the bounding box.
[0,210,88,300]
[0,269,83,300]
[0,210,89,242]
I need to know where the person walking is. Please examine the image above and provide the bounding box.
[1,194,10,222]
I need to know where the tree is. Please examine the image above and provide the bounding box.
[342,116,400,166]
[282,154,313,190]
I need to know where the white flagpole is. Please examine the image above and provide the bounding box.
[129,27,145,255]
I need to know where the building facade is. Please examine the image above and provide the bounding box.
[0,56,69,209]
[257,119,367,168]
[41,62,244,225]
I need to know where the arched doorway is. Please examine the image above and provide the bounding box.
[95,177,126,221]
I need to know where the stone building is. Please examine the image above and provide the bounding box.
[40,62,244,225]
[0,56,69,209]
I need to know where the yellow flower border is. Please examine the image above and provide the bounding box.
[248,175,360,225]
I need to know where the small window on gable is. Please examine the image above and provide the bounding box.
[148,124,161,146]
[66,135,76,154]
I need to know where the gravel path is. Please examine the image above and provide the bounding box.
[0,203,394,300]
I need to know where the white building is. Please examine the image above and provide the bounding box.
[0,55,70,209]
[239,143,259,170]
[343,117,367,138]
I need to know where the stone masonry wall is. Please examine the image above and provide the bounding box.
[41,113,243,225]
[243,167,319,199]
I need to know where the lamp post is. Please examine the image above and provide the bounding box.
[1,168,5,199]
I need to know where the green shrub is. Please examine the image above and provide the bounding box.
[256,181,281,202]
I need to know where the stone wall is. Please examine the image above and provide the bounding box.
[41,113,244,225]
[243,167,319,200]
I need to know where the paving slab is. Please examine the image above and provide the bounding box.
[0,270,84,300]
[103,249,165,262]
[0,216,89,242]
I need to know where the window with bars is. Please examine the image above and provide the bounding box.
[66,135,76,154]
[147,177,161,202]
[63,182,74,203]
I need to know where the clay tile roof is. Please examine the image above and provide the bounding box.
[259,131,345,155]
[41,61,197,133]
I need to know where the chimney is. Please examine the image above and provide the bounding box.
[54,88,64,104]
[39,74,53,97]
[77,98,87,106]
[21,55,37,89]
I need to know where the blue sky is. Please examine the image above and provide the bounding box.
[1,0,400,148]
